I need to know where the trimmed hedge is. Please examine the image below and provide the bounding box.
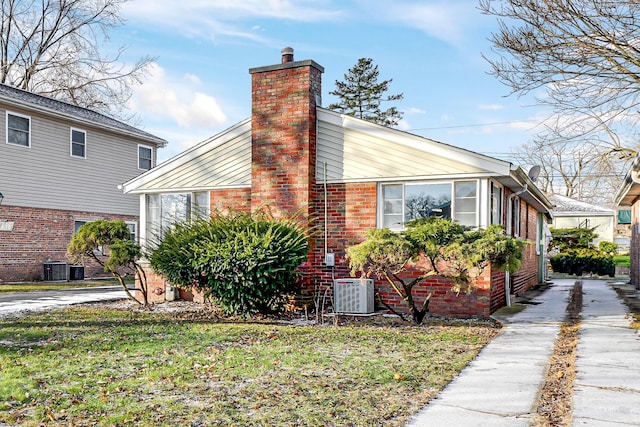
[550,248,615,277]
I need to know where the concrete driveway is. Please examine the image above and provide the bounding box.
[0,286,128,317]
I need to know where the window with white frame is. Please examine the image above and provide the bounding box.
[490,182,503,225]
[511,196,521,237]
[6,112,30,147]
[193,191,210,217]
[138,145,153,170]
[381,180,478,229]
[146,192,210,241]
[125,222,138,242]
[70,128,86,158]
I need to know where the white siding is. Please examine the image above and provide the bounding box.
[134,128,251,192]
[0,103,159,216]
[317,109,510,182]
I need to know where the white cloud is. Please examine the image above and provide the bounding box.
[357,1,477,46]
[123,0,343,43]
[131,63,228,129]
[397,118,411,131]
[184,73,202,86]
[404,107,426,114]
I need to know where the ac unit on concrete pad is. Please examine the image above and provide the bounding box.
[333,278,374,314]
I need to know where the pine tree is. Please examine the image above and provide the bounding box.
[328,58,404,127]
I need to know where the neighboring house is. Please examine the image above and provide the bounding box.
[124,48,553,318]
[0,84,167,282]
[615,155,640,288]
[547,194,616,247]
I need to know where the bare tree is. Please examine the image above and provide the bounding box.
[0,0,153,118]
[512,128,631,204]
[480,0,640,202]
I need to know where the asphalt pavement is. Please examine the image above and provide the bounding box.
[406,278,640,427]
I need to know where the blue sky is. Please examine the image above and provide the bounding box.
[116,0,548,163]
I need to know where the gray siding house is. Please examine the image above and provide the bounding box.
[0,84,167,282]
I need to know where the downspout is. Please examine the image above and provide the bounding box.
[324,162,335,282]
[505,183,527,307]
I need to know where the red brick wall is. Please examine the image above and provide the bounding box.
[210,188,251,213]
[250,61,322,219]
[0,204,137,282]
[311,182,377,291]
[489,268,507,313]
[512,201,540,295]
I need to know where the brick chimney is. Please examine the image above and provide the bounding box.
[249,48,324,218]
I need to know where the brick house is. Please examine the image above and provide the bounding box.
[615,155,640,289]
[123,48,553,318]
[0,84,167,282]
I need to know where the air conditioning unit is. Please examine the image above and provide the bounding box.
[334,278,374,314]
[43,262,68,281]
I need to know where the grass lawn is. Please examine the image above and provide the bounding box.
[613,255,630,267]
[0,278,132,294]
[0,305,499,426]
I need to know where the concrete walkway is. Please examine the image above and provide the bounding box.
[406,279,640,427]
[0,286,128,318]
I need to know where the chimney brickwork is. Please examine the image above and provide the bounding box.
[249,50,324,219]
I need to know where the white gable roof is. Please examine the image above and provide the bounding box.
[124,111,516,194]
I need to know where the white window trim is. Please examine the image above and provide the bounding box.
[6,111,31,148]
[138,144,153,170]
[70,127,87,158]
[512,196,522,238]
[378,179,480,230]
[125,221,138,243]
[489,180,504,227]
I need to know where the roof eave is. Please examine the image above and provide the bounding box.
[0,94,168,147]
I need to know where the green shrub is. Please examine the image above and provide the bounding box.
[149,210,309,316]
[549,227,598,250]
[550,248,615,277]
[598,241,618,255]
[347,218,524,324]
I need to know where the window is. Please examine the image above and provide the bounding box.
[70,128,86,158]
[454,181,478,226]
[126,222,138,242]
[74,220,86,233]
[146,192,210,241]
[490,182,503,225]
[6,112,30,147]
[511,197,521,237]
[146,193,192,239]
[193,191,210,218]
[618,210,632,225]
[138,145,153,170]
[381,180,478,229]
